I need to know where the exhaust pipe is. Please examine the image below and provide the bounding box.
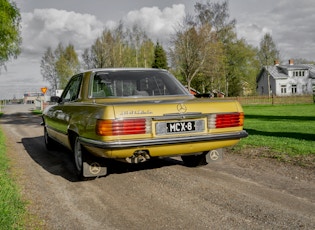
[126,150,150,163]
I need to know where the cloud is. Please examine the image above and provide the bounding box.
[21,8,104,54]
[236,23,272,47]
[122,4,186,44]
[0,5,186,99]
[20,5,186,55]
[235,0,315,60]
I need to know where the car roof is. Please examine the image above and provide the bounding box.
[85,68,168,73]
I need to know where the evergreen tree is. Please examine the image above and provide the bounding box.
[152,42,168,69]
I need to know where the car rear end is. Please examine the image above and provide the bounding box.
[81,98,247,162]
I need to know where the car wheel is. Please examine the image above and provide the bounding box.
[73,136,107,180]
[181,153,207,167]
[74,136,84,177]
[44,127,55,150]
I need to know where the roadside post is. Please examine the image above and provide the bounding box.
[41,87,48,111]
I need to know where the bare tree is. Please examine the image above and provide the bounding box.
[257,33,280,67]
[40,47,58,94]
[257,33,280,97]
[169,15,222,91]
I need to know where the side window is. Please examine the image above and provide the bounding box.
[61,75,82,102]
[92,74,113,98]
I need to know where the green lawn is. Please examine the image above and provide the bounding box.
[238,104,315,157]
[0,127,26,229]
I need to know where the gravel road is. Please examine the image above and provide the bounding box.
[1,104,314,229]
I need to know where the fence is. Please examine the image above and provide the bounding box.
[223,95,314,105]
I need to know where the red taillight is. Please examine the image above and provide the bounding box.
[96,118,148,136]
[208,112,244,129]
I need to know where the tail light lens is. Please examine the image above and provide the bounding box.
[208,112,244,129]
[96,118,150,136]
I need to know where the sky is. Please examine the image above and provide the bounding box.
[1,0,315,99]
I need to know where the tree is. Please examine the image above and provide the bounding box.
[257,33,280,67]
[0,0,22,70]
[152,42,168,69]
[81,48,94,69]
[194,0,259,97]
[195,0,236,44]
[55,43,80,88]
[169,16,206,90]
[257,33,280,97]
[41,43,80,91]
[40,47,58,94]
[125,24,155,68]
[225,39,260,96]
[169,7,225,92]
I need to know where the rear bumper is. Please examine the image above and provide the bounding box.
[79,130,248,149]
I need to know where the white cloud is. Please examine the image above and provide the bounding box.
[0,5,187,99]
[235,0,315,60]
[236,23,273,47]
[122,4,186,44]
[21,8,104,54]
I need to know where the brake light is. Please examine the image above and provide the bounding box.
[96,118,150,136]
[208,112,244,129]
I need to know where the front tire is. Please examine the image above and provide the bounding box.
[44,127,55,150]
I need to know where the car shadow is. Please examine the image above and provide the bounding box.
[22,136,182,182]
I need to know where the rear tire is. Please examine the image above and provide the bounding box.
[73,136,85,179]
[181,153,207,167]
[73,136,107,180]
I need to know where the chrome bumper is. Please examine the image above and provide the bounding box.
[79,130,248,149]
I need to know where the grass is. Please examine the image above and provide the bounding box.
[236,104,315,161]
[31,110,42,115]
[0,127,26,229]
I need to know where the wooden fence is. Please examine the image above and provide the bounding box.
[221,95,315,105]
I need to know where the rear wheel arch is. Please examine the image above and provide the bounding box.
[68,130,78,151]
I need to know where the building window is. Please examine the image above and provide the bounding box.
[291,85,297,94]
[293,70,305,77]
[281,85,287,94]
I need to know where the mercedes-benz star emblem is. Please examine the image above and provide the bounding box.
[177,103,187,113]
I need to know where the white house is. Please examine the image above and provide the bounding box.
[256,59,315,96]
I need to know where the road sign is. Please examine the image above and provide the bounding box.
[41,87,48,94]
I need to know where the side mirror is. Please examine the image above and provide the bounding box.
[194,93,212,98]
[50,96,61,103]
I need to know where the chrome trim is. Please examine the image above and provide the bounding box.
[79,130,248,149]
[155,119,205,135]
[153,112,203,120]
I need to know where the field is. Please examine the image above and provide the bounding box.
[236,104,315,165]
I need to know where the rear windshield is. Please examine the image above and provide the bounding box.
[90,69,190,98]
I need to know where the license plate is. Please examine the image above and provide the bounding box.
[156,120,205,135]
[167,121,195,133]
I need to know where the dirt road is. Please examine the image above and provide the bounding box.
[1,104,314,229]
